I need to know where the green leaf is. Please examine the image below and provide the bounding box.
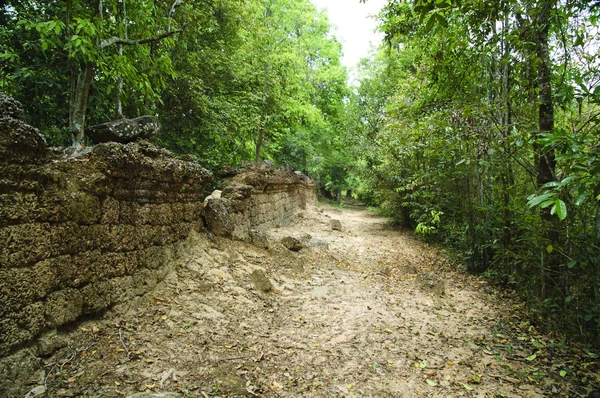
[527,193,554,207]
[555,199,567,220]
[560,370,567,377]
[424,15,436,32]
[419,360,428,368]
[525,353,537,361]
[542,181,560,188]
[546,245,553,254]
[540,199,555,209]
[567,260,576,269]
[462,383,473,391]
[426,379,437,387]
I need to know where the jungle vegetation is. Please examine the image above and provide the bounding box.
[2,0,600,344]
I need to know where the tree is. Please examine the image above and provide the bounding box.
[2,0,183,144]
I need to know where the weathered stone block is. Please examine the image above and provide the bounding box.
[81,281,113,314]
[138,245,173,270]
[39,191,101,224]
[0,223,52,268]
[101,197,120,224]
[0,192,39,224]
[45,289,83,327]
[204,198,233,237]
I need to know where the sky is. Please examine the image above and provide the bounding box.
[311,0,387,77]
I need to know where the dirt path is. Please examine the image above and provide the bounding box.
[37,205,596,397]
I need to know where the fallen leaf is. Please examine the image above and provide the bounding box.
[419,360,428,368]
[560,370,567,377]
[525,353,537,361]
[462,383,474,391]
[273,381,284,389]
[426,379,437,387]
[471,374,480,384]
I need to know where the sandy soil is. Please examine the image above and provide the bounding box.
[32,205,598,397]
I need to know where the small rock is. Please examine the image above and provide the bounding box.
[251,270,273,293]
[281,236,303,251]
[203,189,222,203]
[249,229,269,249]
[303,237,329,249]
[36,329,69,357]
[330,219,342,231]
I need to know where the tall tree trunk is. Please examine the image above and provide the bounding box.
[255,127,265,162]
[501,12,514,278]
[69,63,95,144]
[115,0,127,119]
[255,93,267,162]
[535,0,558,298]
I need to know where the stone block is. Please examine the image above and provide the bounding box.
[0,192,39,224]
[204,198,233,237]
[36,329,69,357]
[81,281,113,314]
[0,223,52,267]
[44,289,83,327]
[39,191,101,224]
[101,197,120,224]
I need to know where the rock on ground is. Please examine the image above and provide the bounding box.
[330,219,342,231]
[281,236,303,251]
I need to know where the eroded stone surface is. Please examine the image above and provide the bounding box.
[85,115,160,144]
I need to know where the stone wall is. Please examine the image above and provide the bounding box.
[0,94,318,359]
[0,94,212,358]
[204,163,317,242]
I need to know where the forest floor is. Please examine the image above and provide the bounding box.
[34,204,599,397]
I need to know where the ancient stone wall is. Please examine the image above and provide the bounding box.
[0,94,317,360]
[204,163,317,242]
[0,94,212,358]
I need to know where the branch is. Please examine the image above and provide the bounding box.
[100,28,183,49]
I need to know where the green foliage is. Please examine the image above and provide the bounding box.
[346,0,600,345]
[2,0,351,189]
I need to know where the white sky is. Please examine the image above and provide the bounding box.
[311,0,387,79]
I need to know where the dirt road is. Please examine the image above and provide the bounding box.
[37,205,594,397]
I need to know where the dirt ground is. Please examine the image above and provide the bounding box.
[26,204,600,397]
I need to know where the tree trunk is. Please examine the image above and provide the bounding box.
[501,13,514,278]
[69,62,95,145]
[535,0,558,298]
[255,93,267,162]
[255,127,265,162]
